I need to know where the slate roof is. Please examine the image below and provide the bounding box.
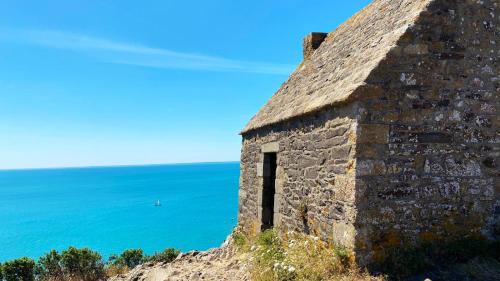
[242,0,432,133]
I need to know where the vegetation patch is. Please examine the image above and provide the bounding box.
[145,248,180,264]
[233,228,383,281]
[0,246,181,281]
[232,228,500,281]
[2,257,35,281]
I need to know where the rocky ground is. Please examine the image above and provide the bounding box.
[109,242,250,281]
[109,249,500,281]
[108,236,500,281]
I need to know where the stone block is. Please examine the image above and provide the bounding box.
[357,144,386,158]
[273,212,282,228]
[331,220,356,248]
[416,132,452,143]
[328,125,350,137]
[299,156,317,169]
[257,187,263,206]
[439,181,460,197]
[256,163,263,177]
[304,167,319,179]
[424,158,445,174]
[357,159,387,176]
[257,206,263,223]
[444,158,481,177]
[275,179,284,194]
[330,145,352,159]
[403,44,429,55]
[286,168,300,179]
[317,136,348,149]
[377,183,414,200]
[358,124,389,144]
[274,194,282,212]
[325,163,349,175]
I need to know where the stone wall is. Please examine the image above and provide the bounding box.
[353,0,499,263]
[238,105,359,247]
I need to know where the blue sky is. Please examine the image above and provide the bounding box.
[0,0,370,169]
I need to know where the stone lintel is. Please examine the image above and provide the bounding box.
[261,142,280,153]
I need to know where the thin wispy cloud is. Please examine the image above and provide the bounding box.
[0,28,294,75]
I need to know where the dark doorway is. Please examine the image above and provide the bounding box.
[261,153,277,230]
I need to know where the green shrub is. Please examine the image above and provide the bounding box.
[110,249,144,269]
[35,250,63,281]
[0,263,3,281]
[232,229,248,250]
[254,229,286,266]
[146,248,180,263]
[2,257,35,281]
[60,247,105,281]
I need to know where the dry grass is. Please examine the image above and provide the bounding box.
[233,228,385,281]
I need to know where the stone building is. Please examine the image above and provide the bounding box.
[238,0,498,264]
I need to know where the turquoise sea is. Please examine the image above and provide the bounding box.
[0,162,240,262]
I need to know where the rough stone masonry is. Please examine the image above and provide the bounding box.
[237,0,499,265]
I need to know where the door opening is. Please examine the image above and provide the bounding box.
[261,153,277,230]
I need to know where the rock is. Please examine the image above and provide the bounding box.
[108,243,250,281]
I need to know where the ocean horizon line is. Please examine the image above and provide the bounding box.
[0,160,240,172]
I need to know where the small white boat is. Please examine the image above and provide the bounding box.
[154,200,161,207]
